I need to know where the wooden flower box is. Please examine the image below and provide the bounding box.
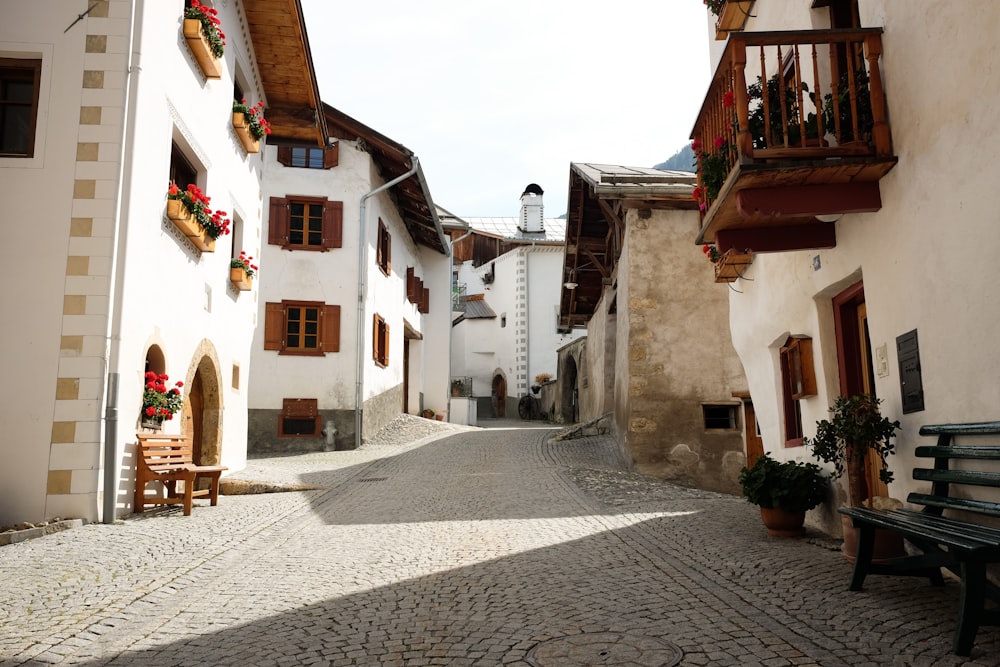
[183,18,222,79]
[232,112,260,154]
[715,1,755,39]
[714,250,753,283]
[166,199,214,252]
[230,266,253,291]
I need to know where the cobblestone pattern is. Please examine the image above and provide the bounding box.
[0,417,997,666]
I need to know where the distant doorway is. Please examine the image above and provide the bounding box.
[492,374,506,418]
[833,281,887,502]
[561,356,579,423]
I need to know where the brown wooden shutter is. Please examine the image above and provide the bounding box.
[277,146,293,167]
[385,228,392,273]
[420,287,430,314]
[322,304,340,353]
[372,314,379,362]
[382,321,390,366]
[264,302,285,350]
[268,197,288,246]
[323,144,339,169]
[322,200,343,249]
[406,267,416,302]
[282,397,317,418]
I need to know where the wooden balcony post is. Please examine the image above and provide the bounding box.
[731,37,753,163]
[864,33,891,157]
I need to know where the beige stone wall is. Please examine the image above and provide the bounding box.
[614,208,748,494]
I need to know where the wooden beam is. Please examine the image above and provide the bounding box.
[736,183,882,220]
[715,223,837,253]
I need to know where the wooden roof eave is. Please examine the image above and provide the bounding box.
[244,0,328,146]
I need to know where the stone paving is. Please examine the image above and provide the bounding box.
[1,416,999,666]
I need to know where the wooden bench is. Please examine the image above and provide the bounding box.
[839,421,1000,655]
[134,434,227,516]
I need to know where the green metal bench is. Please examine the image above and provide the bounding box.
[839,421,1000,656]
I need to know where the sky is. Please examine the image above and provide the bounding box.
[300,1,712,218]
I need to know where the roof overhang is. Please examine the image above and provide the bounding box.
[243,0,328,146]
[324,104,448,255]
[559,163,698,331]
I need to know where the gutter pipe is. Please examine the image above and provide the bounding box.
[354,157,420,450]
[102,0,142,523]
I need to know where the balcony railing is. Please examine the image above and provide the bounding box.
[691,28,897,250]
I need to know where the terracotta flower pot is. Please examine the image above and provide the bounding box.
[759,507,806,537]
[841,514,905,563]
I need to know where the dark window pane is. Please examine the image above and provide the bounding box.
[290,202,305,217]
[282,417,316,435]
[0,107,29,153]
[308,231,322,245]
[5,80,33,102]
[304,335,317,348]
[287,334,300,348]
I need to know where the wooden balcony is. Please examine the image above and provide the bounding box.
[691,28,897,253]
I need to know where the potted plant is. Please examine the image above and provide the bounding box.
[805,394,904,559]
[166,182,231,252]
[232,99,272,154]
[140,372,183,430]
[230,251,257,291]
[182,0,225,79]
[450,379,465,397]
[421,408,435,419]
[738,453,828,536]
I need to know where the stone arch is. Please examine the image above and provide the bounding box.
[491,370,507,418]
[561,355,580,424]
[183,340,223,467]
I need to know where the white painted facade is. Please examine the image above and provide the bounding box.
[0,1,312,525]
[252,136,450,448]
[452,201,585,417]
[704,1,1000,525]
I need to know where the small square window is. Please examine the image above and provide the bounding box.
[703,404,739,430]
[373,313,389,367]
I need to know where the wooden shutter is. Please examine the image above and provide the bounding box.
[268,197,289,246]
[420,287,430,314]
[385,226,392,273]
[277,146,293,167]
[381,320,390,366]
[282,398,317,418]
[264,302,285,350]
[406,268,416,302]
[322,200,343,249]
[323,144,339,169]
[322,304,340,353]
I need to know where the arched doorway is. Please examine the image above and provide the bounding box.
[561,356,579,424]
[184,353,222,467]
[491,373,506,418]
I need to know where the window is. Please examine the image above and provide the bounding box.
[279,398,320,437]
[373,313,389,367]
[276,145,339,169]
[703,404,739,430]
[376,218,391,275]
[169,143,198,191]
[780,336,810,446]
[0,58,41,157]
[264,301,340,356]
[268,196,342,251]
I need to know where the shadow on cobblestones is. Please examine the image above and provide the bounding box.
[3,426,998,666]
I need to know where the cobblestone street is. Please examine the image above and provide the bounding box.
[1,418,998,666]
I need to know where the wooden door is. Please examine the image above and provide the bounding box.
[833,282,887,503]
[742,399,764,466]
[492,375,506,418]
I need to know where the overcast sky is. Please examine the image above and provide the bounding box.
[300,1,712,218]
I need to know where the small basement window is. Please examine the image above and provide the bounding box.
[279,398,320,437]
[703,404,739,430]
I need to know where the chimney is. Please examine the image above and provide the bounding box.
[518,183,544,233]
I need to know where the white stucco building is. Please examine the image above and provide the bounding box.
[448,186,585,419]
[0,1,328,526]
[249,104,451,451]
[694,0,1000,532]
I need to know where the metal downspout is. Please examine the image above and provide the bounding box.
[355,157,420,450]
[102,0,142,523]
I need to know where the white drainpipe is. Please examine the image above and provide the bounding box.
[354,157,420,449]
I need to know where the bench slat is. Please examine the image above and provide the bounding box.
[919,422,1000,437]
[913,468,1000,489]
[914,445,1000,460]
[908,493,1000,519]
[841,508,1000,553]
